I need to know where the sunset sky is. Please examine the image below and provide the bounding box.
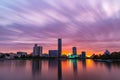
[0,0,120,56]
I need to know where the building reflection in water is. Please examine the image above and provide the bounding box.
[58,60,62,80]
[32,60,42,77]
[70,59,87,75]
[14,60,27,68]
[93,60,112,71]
[71,59,86,79]
[31,59,88,80]
[81,59,86,71]
[1,60,120,80]
[104,62,112,71]
[72,60,77,74]
[48,60,62,80]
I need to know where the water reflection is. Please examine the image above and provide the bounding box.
[81,59,86,71]
[93,60,112,71]
[32,60,42,77]
[0,60,120,80]
[72,60,77,74]
[104,62,112,71]
[15,60,26,67]
[58,60,62,80]
[48,60,62,80]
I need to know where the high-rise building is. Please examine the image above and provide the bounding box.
[38,46,43,56]
[72,47,77,55]
[33,44,38,56]
[33,44,43,56]
[81,51,86,59]
[58,38,62,57]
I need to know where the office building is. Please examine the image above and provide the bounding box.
[49,50,58,57]
[58,38,62,57]
[38,46,43,56]
[33,44,43,56]
[81,51,86,59]
[72,47,77,55]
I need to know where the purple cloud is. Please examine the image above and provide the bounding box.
[0,0,120,55]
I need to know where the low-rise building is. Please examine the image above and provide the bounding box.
[41,54,49,57]
[17,52,27,58]
[49,50,58,57]
[5,53,16,59]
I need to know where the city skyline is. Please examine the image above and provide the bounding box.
[0,38,114,57]
[0,0,120,56]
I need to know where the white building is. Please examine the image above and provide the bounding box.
[5,53,16,59]
[33,44,43,56]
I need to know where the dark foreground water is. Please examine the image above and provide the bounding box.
[0,59,120,80]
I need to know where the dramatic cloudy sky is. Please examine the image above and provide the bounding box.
[0,0,120,55]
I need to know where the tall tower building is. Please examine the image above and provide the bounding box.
[72,47,77,55]
[58,38,62,57]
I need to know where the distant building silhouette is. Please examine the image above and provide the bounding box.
[72,47,77,56]
[81,51,86,59]
[33,44,42,56]
[49,50,58,57]
[38,46,43,56]
[17,52,27,58]
[58,38,62,57]
[104,50,110,55]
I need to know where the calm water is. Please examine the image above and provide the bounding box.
[0,59,120,80]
